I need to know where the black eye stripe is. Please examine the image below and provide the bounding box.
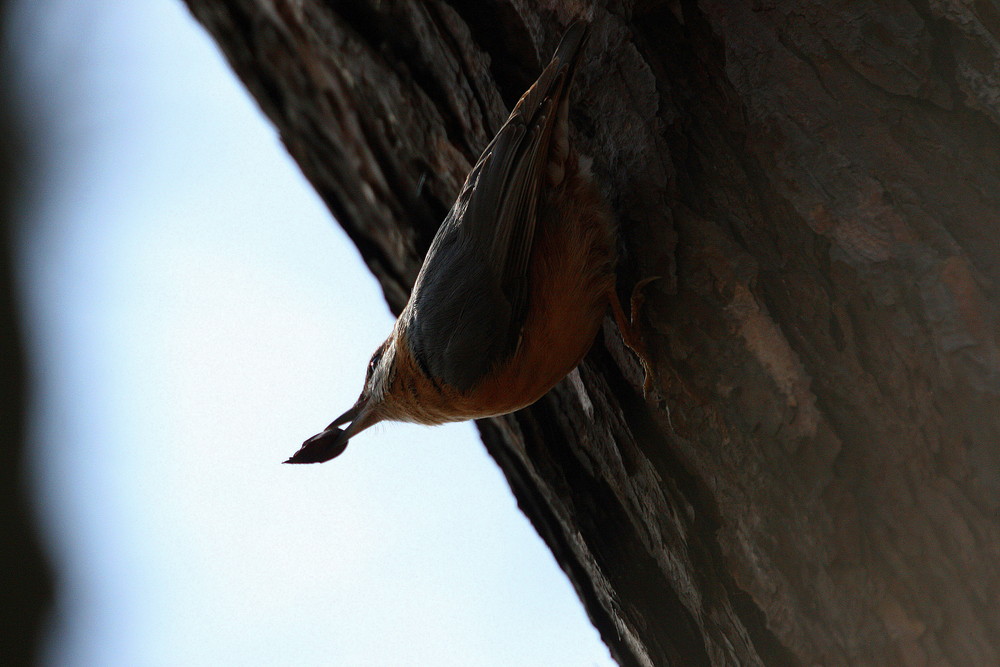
[367,349,384,377]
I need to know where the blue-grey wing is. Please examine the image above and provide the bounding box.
[404,22,590,392]
[404,210,513,392]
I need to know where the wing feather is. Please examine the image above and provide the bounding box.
[403,22,591,392]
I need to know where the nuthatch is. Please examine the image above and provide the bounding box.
[287,20,652,464]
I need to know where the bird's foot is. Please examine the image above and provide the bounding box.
[609,277,660,397]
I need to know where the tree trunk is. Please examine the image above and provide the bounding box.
[184,2,1000,665]
[1,0,55,662]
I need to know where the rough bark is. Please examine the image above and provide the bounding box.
[185,1,1000,665]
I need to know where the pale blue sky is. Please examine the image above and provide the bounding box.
[10,1,613,665]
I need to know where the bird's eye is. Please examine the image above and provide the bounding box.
[366,350,383,378]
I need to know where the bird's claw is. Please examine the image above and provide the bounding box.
[610,276,660,397]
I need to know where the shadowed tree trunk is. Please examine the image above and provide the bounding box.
[1,1,55,665]
[1,0,55,663]
[184,2,1000,665]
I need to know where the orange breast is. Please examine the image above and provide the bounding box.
[454,170,616,418]
[384,167,616,425]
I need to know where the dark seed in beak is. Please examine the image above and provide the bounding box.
[283,426,350,464]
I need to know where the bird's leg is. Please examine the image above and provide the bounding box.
[609,277,660,396]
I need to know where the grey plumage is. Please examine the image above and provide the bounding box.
[402,21,591,392]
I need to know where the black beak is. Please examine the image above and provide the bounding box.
[328,403,361,428]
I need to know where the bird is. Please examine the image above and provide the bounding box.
[286,20,653,464]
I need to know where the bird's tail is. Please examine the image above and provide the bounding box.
[510,20,591,129]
